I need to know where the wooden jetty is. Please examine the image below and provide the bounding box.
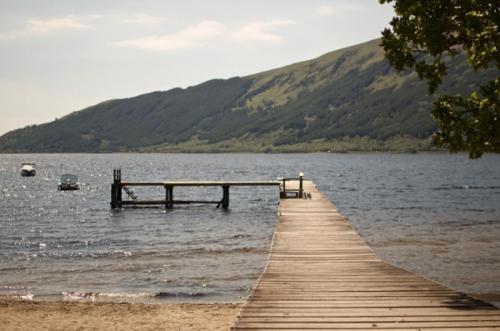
[231,180,500,330]
[110,169,303,209]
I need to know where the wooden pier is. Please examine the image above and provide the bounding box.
[231,180,500,330]
[110,169,304,209]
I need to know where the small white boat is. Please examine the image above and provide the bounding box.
[21,163,36,177]
[58,174,80,191]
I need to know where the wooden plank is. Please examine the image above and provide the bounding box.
[121,180,280,186]
[238,307,500,316]
[233,322,500,329]
[238,313,500,319]
[231,180,500,330]
[121,200,220,205]
[233,328,500,331]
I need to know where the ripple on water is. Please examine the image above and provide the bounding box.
[0,153,499,301]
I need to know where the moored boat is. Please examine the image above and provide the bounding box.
[58,174,80,191]
[21,163,36,177]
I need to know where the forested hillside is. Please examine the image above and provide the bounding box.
[0,39,496,152]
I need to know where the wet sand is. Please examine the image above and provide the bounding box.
[0,299,241,331]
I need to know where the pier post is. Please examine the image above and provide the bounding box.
[111,169,122,209]
[165,185,173,209]
[111,183,116,208]
[222,185,230,209]
[299,172,304,198]
[280,178,286,198]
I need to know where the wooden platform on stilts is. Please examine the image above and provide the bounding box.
[231,180,500,330]
[110,169,287,210]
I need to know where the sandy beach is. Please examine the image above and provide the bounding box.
[0,299,241,331]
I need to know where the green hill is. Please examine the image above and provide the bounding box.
[0,39,497,153]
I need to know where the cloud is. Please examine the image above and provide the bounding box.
[117,14,162,25]
[0,16,88,39]
[112,20,225,51]
[81,13,162,26]
[315,3,363,16]
[88,13,162,25]
[316,5,336,16]
[232,20,295,43]
[0,13,161,41]
[112,19,295,51]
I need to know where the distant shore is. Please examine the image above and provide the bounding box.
[0,298,241,331]
[0,136,436,154]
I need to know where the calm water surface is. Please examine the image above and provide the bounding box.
[0,153,499,303]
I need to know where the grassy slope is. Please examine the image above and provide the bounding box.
[0,38,496,153]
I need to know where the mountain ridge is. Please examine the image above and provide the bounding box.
[1,38,497,153]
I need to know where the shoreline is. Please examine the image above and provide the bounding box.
[1,150,445,155]
[0,298,241,331]
[1,292,498,331]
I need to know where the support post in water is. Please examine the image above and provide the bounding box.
[165,185,173,209]
[299,172,304,198]
[111,169,122,209]
[221,185,230,209]
[280,178,286,199]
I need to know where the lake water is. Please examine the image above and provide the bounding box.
[0,153,499,303]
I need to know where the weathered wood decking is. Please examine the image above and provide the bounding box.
[232,180,500,330]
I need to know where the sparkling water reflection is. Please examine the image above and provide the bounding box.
[0,153,499,302]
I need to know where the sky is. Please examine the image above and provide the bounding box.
[0,0,395,135]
